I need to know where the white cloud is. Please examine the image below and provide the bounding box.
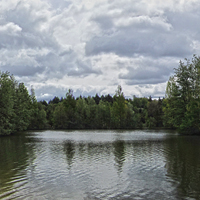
[0,0,200,100]
[0,22,22,34]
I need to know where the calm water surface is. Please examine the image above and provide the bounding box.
[0,130,200,199]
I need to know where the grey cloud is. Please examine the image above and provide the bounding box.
[48,0,72,10]
[0,48,46,76]
[5,1,50,32]
[59,48,73,57]
[126,78,167,85]
[85,1,196,58]
[0,32,57,51]
[2,65,44,76]
[85,23,192,58]
[36,51,100,79]
[1,1,59,51]
[1,0,200,101]
[118,57,175,85]
[166,10,200,35]
[68,59,102,77]
[0,0,99,81]
[91,14,114,30]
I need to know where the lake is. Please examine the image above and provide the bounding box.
[0,130,200,199]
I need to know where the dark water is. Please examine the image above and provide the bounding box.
[0,130,200,200]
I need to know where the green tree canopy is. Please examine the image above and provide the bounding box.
[163,55,200,134]
[0,72,37,135]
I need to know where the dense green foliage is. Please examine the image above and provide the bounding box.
[0,72,47,135]
[163,55,200,134]
[44,86,164,130]
[1,55,200,135]
[0,71,165,135]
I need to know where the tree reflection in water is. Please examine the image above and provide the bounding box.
[63,140,75,169]
[164,136,200,200]
[0,133,36,199]
[113,140,126,173]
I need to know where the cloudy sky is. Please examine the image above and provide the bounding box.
[1,0,200,101]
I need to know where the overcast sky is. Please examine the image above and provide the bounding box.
[1,0,200,101]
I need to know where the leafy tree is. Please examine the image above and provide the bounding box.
[75,97,87,129]
[125,102,136,128]
[180,99,200,133]
[146,99,163,128]
[163,79,185,129]
[163,55,200,134]
[96,100,111,129]
[53,102,68,129]
[12,83,32,131]
[46,103,56,127]
[130,97,148,128]
[0,72,15,135]
[85,96,97,128]
[28,101,47,130]
[0,72,35,135]
[53,90,77,129]
[62,89,77,128]
[111,85,127,128]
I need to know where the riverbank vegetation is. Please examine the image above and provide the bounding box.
[1,55,200,135]
[163,55,200,134]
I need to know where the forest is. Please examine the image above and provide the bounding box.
[1,55,200,135]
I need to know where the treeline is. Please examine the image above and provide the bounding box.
[1,55,200,135]
[0,72,164,135]
[42,87,164,130]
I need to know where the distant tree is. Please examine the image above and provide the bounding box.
[96,100,111,129]
[130,97,148,128]
[62,89,77,128]
[28,101,47,130]
[53,102,68,129]
[40,100,48,107]
[49,96,60,104]
[146,99,163,128]
[85,96,97,128]
[46,103,56,127]
[125,102,136,128]
[75,97,87,128]
[93,94,101,105]
[111,85,127,128]
[148,96,152,102]
[104,94,113,104]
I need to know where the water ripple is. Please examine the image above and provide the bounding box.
[1,130,200,199]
